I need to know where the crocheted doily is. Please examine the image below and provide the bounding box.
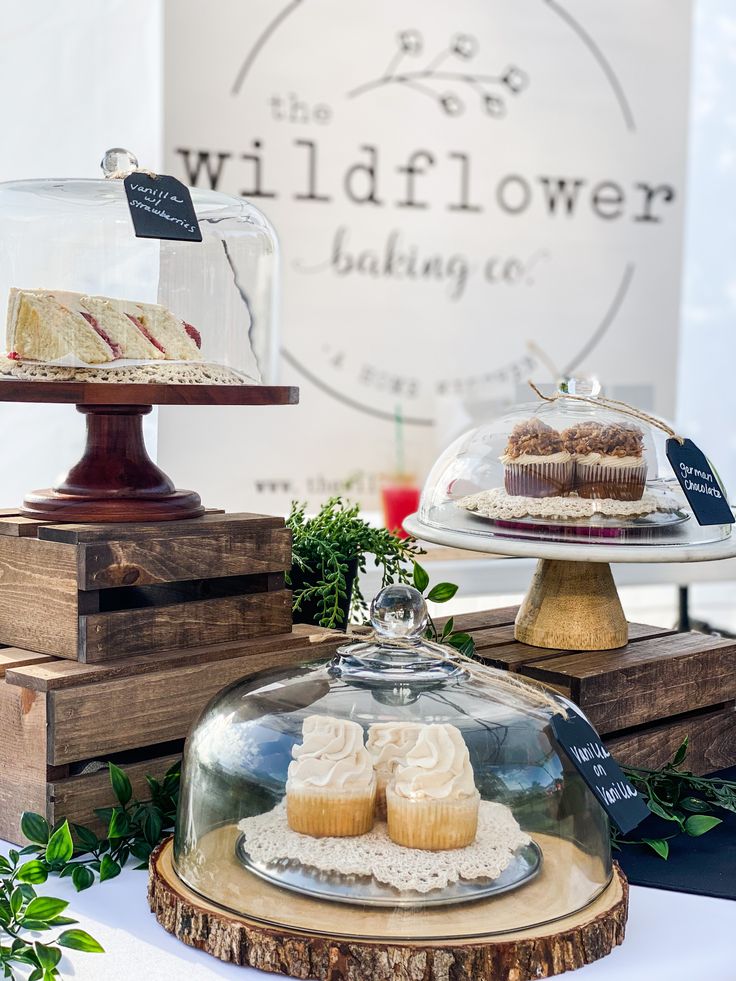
[0,358,253,386]
[238,800,530,893]
[458,487,681,521]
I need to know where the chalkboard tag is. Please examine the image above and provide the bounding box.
[552,712,650,834]
[123,173,202,243]
[666,438,734,527]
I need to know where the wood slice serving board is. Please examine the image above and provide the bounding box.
[149,830,628,981]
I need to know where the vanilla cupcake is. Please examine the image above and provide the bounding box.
[501,418,573,498]
[386,723,480,851]
[563,421,646,501]
[366,722,424,819]
[286,715,376,837]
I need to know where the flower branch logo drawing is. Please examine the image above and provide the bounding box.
[348,30,529,119]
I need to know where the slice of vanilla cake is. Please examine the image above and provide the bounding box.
[7,288,116,364]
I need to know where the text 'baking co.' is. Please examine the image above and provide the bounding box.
[124,173,202,243]
[551,712,650,835]
[666,438,734,527]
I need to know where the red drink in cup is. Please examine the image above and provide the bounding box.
[382,481,420,539]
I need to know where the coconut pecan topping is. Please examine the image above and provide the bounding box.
[505,418,564,458]
[562,421,644,457]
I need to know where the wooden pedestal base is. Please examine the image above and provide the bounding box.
[20,405,203,522]
[515,559,628,651]
[149,833,628,981]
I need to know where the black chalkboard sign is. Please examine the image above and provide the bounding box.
[552,711,650,834]
[666,438,734,527]
[124,173,202,243]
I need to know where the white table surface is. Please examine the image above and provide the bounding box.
[4,843,732,981]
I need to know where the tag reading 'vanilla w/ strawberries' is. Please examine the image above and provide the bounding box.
[124,173,202,243]
[666,438,734,527]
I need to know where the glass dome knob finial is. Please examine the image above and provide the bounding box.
[559,375,601,398]
[100,148,139,177]
[369,584,428,641]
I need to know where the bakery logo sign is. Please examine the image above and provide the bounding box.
[164,0,688,502]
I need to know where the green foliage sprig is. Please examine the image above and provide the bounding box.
[21,760,179,892]
[287,497,423,627]
[0,847,102,980]
[613,737,735,859]
[412,562,476,657]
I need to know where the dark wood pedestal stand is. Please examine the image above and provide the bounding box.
[0,379,298,522]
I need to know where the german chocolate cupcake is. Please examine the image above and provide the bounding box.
[367,721,424,820]
[501,418,573,498]
[386,723,480,851]
[286,715,376,837]
[563,421,646,501]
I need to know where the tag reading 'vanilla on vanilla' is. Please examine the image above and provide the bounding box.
[124,173,202,243]
[666,438,734,527]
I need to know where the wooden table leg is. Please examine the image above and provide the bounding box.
[515,558,628,651]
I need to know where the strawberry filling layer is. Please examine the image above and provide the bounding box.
[80,311,123,359]
[126,313,166,356]
[7,351,20,361]
[183,321,202,349]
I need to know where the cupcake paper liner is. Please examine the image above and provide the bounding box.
[504,460,574,498]
[286,783,376,837]
[386,787,480,851]
[575,461,646,501]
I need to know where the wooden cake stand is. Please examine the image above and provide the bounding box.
[149,830,628,981]
[403,513,736,651]
[0,379,298,522]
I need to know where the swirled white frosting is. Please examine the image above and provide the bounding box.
[500,451,572,465]
[367,722,424,780]
[287,715,375,790]
[392,724,477,801]
[575,453,645,468]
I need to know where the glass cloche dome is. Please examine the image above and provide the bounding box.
[0,148,278,386]
[418,378,732,546]
[174,585,612,939]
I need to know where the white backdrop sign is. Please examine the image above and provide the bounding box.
[161,0,691,513]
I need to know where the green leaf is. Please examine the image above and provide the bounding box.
[441,616,454,639]
[45,823,73,865]
[47,916,77,926]
[21,920,54,931]
[20,814,50,847]
[679,797,711,813]
[671,736,688,767]
[9,888,22,917]
[8,850,19,866]
[129,841,152,863]
[107,810,129,840]
[28,969,43,981]
[448,632,474,657]
[18,884,37,901]
[646,799,682,824]
[57,929,104,954]
[684,814,722,837]
[25,897,68,921]
[71,866,95,893]
[643,837,669,859]
[33,943,61,970]
[143,809,162,847]
[99,855,120,882]
[412,562,429,593]
[72,825,99,853]
[17,862,48,885]
[426,582,458,604]
[109,763,132,807]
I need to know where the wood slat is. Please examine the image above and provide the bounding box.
[6,624,343,691]
[0,515,48,538]
[521,632,736,733]
[78,589,292,662]
[438,606,519,632]
[0,682,48,841]
[39,511,284,544]
[78,527,291,589]
[49,753,181,832]
[0,537,78,656]
[48,644,321,765]
[605,703,736,775]
[0,649,55,678]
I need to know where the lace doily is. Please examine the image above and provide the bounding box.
[238,800,530,893]
[0,358,253,386]
[458,487,681,521]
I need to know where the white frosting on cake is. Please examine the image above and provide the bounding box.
[287,716,374,791]
[392,724,477,801]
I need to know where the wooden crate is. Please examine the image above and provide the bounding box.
[0,511,292,661]
[454,606,736,775]
[0,625,345,843]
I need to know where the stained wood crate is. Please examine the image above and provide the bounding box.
[454,606,736,775]
[0,511,292,661]
[0,625,346,843]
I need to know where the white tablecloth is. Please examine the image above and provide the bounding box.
[3,844,732,981]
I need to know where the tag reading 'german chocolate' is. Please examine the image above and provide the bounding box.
[666,438,734,527]
[124,173,202,243]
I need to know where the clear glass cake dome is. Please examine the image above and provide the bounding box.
[418,378,732,546]
[0,148,278,386]
[174,584,612,940]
